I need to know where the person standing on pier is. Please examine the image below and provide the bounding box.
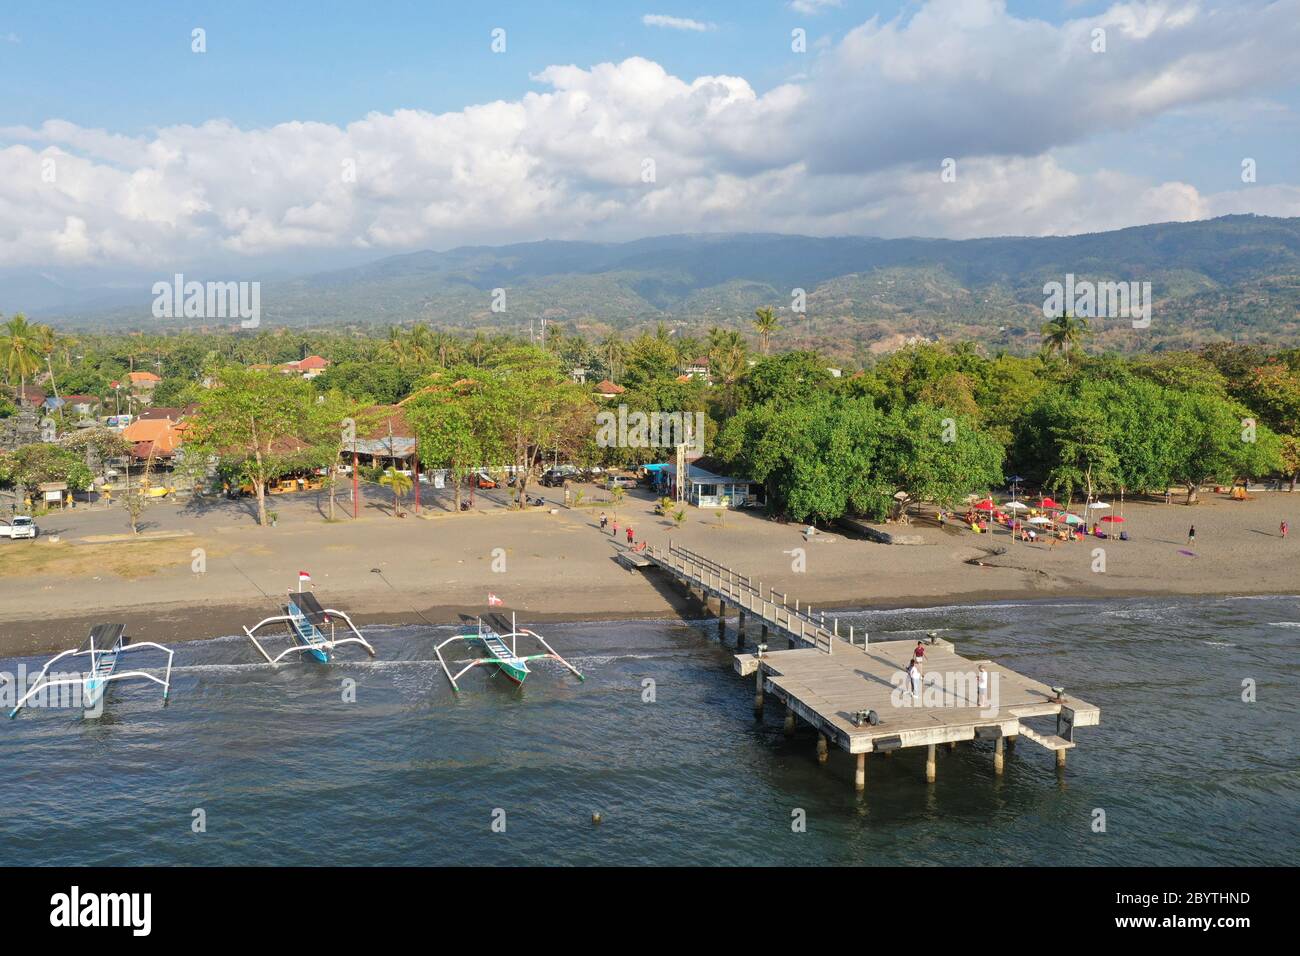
[906,658,923,704]
[977,664,989,709]
[912,641,926,674]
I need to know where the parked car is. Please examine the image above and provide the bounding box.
[472,472,498,489]
[605,474,639,490]
[0,516,38,540]
[540,465,582,487]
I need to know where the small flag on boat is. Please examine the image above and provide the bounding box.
[488,593,504,607]
[299,571,312,583]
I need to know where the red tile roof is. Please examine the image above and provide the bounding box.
[593,379,625,394]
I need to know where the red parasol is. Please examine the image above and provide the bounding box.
[974,499,996,511]
[1040,496,1059,509]
[1100,515,1125,523]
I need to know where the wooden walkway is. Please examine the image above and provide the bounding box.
[640,542,1101,791]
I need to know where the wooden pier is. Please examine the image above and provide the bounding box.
[641,542,1100,790]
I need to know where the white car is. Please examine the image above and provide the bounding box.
[0,516,38,540]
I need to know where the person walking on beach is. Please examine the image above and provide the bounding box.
[626,525,634,545]
[599,512,608,533]
[611,518,618,537]
[1281,520,1289,539]
[1188,524,1196,546]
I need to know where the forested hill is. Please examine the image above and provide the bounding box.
[31,215,1300,360]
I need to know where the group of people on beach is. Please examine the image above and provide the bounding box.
[599,512,635,547]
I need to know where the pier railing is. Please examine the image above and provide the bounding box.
[644,542,861,655]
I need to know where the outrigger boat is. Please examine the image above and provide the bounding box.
[8,623,174,718]
[434,612,584,692]
[242,577,376,665]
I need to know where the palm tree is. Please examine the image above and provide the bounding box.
[1041,313,1090,360]
[35,324,61,402]
[600,333,625,383]
[378,467,413,516]
[381,326,408,367]
[752,307,781,356]
[1,313,42,396]
[467,331,489,366]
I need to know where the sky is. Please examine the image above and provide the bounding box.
[1,0,1299,281]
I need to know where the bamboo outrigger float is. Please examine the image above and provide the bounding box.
[434,612,584,692]
[8,623,174,718]
[242,575,376,665]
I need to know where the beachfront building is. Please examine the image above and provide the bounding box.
[59,394,103,420]
[661,459,756,509]
[122,416,188,466]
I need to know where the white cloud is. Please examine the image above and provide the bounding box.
[0,0,1297,273]
[642,14,715,32]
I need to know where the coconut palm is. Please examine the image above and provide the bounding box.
[752,307,781,355]
[35,325,61,402]
[600,333,625,383]
[1041,313,1090,360]
[1,313,42,395]
[378,466,413,516]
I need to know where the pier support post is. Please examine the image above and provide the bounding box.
[784,709,795,736]
[817,733,829,765]
[1056,748,1066,769]
[718,600,726,638]
[753,670,764,716]
[994,736,1004,775]
[925,744,936,783]
[1007,734,1017,750]
[855,753,866,792]
[948,741,957,752]
[761,623,768,641]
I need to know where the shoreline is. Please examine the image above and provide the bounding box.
[1,582,1295,662]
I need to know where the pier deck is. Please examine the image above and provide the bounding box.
[641,541,1100,788]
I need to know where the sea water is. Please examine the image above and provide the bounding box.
[0,594,1296,865]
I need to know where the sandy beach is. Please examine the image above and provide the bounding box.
[1,481,1296,658]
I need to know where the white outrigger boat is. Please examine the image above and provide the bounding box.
[8,623,174,718]
[434,612,584,692]
[242,578,376,665]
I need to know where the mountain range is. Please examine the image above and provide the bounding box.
[16,214,1300,358]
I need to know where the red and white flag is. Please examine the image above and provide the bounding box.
[299,571,312,584]
[487,593,504,607]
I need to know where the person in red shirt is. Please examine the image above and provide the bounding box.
[626,526,634,545]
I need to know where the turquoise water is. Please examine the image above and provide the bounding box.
[1,595,1296,865]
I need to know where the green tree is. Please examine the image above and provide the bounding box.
[1,313,42,393]
[186,365,330,527]
[1040,313,1090,361]
[378,466,413,516]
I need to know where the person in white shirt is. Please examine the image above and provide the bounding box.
[907,658,923,703]
[977,664,989,708]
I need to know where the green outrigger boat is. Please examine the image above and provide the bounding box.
[434,612,584,692]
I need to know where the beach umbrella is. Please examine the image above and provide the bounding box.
[1084,501,1111,511]
[1028,516,1052,525]
[1004,500,1029,511]
[974,499,996,511]
[1100,515,1125,523]
[1039,496,1059,509]
[1062,514,1084,525]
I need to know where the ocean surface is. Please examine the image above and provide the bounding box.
[1,594,1297,866]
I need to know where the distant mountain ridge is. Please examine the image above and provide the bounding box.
[24,215,1300,357]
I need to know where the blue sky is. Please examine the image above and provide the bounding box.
[1,0,1297,277]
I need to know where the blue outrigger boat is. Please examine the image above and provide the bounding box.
[434,611,584,692]
[9,623,174,718]
[242,579,376,665]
